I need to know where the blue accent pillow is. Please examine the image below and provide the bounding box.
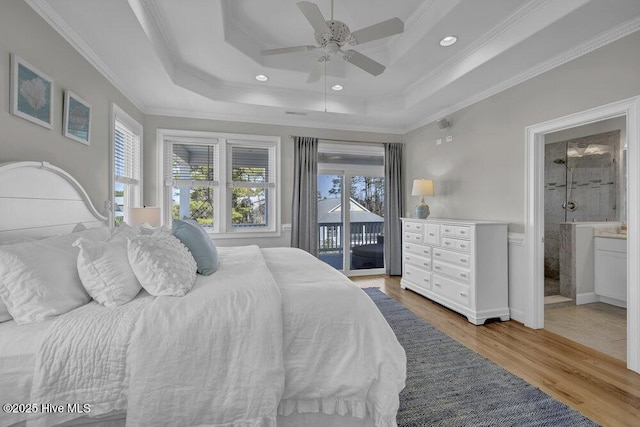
[172,219,219,275]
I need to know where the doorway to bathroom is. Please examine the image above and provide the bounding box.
[524,96,640,373]
[543,118,627,361]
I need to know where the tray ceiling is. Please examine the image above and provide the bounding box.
[28,0,640,133]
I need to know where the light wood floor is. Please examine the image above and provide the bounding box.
[351,275,640,427]
[546,303,627,362]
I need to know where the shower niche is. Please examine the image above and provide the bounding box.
[544,128,624,302]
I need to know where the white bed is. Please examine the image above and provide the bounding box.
[0,161,406,427]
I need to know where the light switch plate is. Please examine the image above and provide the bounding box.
[436,139,442,145]
[446,135,453,142]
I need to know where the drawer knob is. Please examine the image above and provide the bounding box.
[460,273,467,278]
[435,252,441,257]
[445,242,451,245]
[429,233,435,236]
[460,292,467,297]
[435,283,441,288]
[405,257,410,260]
[406,272,411,275]
[460,259,466,263]
[423,278,429,283]
[434,266,441,270]
[423,263,428,267]
[460,244,466,248]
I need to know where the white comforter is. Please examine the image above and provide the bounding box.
[263,248,406,427]
[22,246,405,427]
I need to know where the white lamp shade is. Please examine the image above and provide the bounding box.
[127,207,161,227]
[411,179,434,197]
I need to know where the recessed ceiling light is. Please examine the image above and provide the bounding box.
[331,84,344,91]
[255,74,269,82]
[439,36,457,47]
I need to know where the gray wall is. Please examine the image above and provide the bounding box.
[403,31,640,233]
[143,115,401,231]
[0,0,143,212]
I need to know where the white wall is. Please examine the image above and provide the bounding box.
[0,0,143,212]
[143,115,400,246]
[403,31,640,234]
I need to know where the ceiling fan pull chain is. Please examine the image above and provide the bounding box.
[324,60,328,113]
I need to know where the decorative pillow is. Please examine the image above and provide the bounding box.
[0,237,39,322]
[74,236,142,308]
[0,227,111,324]
[127,234,197,297]
[0,300,10,322]
[139,223,172,236]
[172,219,219,275]
[111,223,142,240]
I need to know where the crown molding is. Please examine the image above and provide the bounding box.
[144,106,404,135]
[25,0,146,112]
[402,0,552,98]
[403,15,640,133]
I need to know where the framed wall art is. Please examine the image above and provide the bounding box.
[63,90,91,145]
[10,54,53,129]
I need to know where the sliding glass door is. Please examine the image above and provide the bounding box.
[317,171,385,276]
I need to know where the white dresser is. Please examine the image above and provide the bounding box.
[400,218,509,325]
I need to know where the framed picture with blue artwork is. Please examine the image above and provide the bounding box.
[63,90,91,145]
[10,54,53,129]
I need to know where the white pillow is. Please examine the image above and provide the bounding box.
[127,234,197,297]
[0,300,10,322]
[0,236,41,322]
[0,227,111,324]
[74,235,142,308]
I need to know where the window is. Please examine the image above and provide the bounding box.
[112,104,142,226]
[161,130,280,237]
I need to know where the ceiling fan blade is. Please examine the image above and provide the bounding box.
[261,45,318,56]
[297,1,331,35]
[343,50,385,76]
[307,60,325,83]
[350,17,404,45]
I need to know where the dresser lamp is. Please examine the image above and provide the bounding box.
[127,207,161,227]
[411,179,434,219]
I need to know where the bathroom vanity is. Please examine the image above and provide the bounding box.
[594,233,627,307]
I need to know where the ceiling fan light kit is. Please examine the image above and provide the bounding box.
[261,0,404,82]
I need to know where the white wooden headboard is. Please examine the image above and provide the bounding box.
[0,161,108,243]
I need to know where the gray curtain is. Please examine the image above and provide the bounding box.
[384,143,404,275]
[291,136,319,256]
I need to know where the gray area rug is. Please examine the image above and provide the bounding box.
[364,287,598,427]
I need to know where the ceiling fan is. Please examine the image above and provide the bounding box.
[261,0,404,83]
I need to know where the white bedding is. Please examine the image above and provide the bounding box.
[263,248,406,426]
[1,246,405,427]
[0,320,54,427]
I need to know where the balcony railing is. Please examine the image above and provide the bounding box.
[318,222,384,253]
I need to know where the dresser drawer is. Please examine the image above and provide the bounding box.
[432,248,470,268]
[432,274,470,307]
[404,242,431,258]
[403,221,424,233]
[404,264,432,291]
[432,260,471,283]
[424,224,440,245]
[455,226,471,238]
[442,225,471,238]
[404,232,423,244]
[404,253,431,270]
[441,237,471,253]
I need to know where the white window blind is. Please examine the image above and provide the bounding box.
[114,113,141,186]
[170,142,219,187]
[228,145,275,188]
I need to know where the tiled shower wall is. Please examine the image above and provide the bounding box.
[544,130,621,281]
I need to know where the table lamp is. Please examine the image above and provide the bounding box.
[127,207,161,227]
[411,179,434,219]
